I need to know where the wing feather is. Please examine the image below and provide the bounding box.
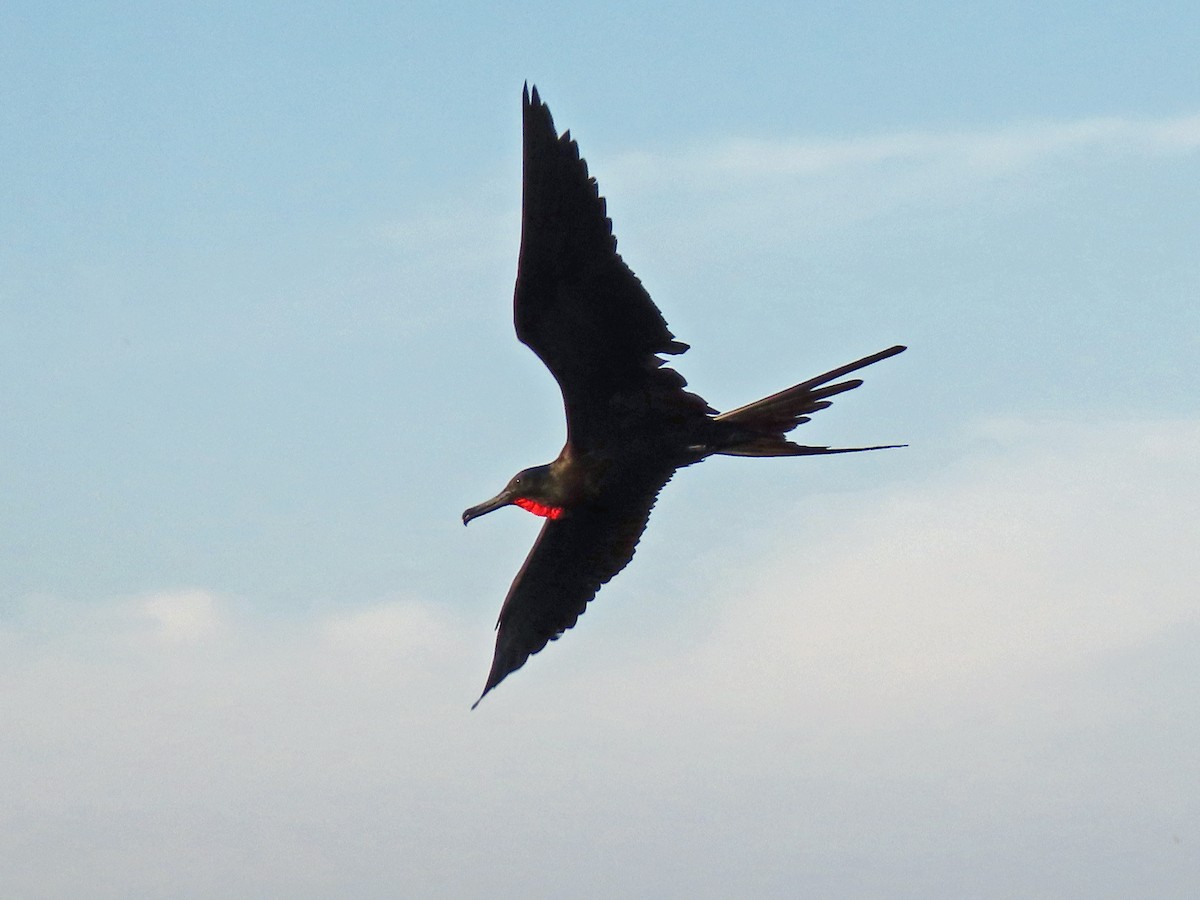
[514,86,710,451]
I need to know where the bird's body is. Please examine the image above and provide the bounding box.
[463,86,905,706]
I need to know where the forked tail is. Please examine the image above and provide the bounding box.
[714,344,906,457]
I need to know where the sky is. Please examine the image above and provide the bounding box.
[2,1,1199,896]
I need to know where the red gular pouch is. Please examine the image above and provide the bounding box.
[513,497,565,519]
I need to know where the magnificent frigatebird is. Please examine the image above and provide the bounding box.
[463,85,905,707]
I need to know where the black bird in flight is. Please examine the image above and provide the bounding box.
[463,86,905,707]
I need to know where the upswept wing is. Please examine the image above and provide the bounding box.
[473,464,675,707]
[514,85,711,452]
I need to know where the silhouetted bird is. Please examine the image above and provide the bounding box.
[464,85,905,707]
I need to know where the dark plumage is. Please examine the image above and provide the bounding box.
[463,86,905,707]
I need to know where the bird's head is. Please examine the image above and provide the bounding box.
[462,464,566,525]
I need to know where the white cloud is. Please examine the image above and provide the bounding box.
[1,417,1198,898]
[141,589,224,643]
[690,417,1200,714]
[614,112,1200,185]
[596,112,1200,247]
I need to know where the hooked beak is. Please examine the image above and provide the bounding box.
[462,490,513,526]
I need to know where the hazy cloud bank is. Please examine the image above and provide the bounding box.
[2,417,1197,898]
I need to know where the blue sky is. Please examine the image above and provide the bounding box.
[3,2,1199,897]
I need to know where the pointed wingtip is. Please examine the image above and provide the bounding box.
[470,683,493,710]
[472,645,520,710]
